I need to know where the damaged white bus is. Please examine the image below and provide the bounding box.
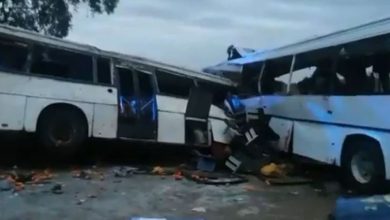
[0,25,236,156]
[207,18,390,192]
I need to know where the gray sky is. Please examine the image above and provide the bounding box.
[67,0,390,71]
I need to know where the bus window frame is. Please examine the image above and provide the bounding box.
[155,69,196,99]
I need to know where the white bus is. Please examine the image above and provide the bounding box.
[0,25,236,156]
[207,18,390,192]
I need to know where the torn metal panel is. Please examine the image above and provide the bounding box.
[268,118,293,152]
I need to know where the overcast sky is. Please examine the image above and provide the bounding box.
[67,0,390,71]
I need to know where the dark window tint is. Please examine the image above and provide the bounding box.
[30,45,93,82]
[118,68,134,97]
[0,37,28,72]
[137,71,154,97]
[156,70,194,97]
[198,81,230,103]
[97,58,111,84]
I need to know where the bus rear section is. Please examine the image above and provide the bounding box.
[206,18,390,193]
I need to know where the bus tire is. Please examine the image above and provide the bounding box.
[37,107,88,157]
[341,138,385,194]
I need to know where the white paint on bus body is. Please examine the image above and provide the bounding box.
[0,72,231,146]
[156,95,232,145]
[242,95,390,179]
[0,71,118,138]
[0,72,117,105]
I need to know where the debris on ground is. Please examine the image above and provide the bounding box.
[0,179,13,191]
[192,207,207,213]
[76,198,86,205]
[51,183,64,194]
[242,184,259,192]
[72,168,105,181]
[173,170,184,181]
[188,171,248,185]
[13,181,24,192]
[112,166,141,178]
[237,206,260,217]
[290,191,300,196]
[193,150,216,172]
[152,166,166,175]
[0,169,54,192]
[31,169,53,184]
[261,175,313,186]
[260,163,289,178]
[88,194,97,199]
[72,169,92,180]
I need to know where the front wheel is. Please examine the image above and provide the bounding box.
[341,139,386,193]
[37,107,88,157]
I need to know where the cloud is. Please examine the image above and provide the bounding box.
[67,0,390,70]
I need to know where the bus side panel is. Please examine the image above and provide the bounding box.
[293,121,343,164]
[269,117,293,152]
[0,93,26,131]
[259,95,390,131]
[92,104,117,138]
[156,95,186,144]
[24,97,94,136]
[209,105,232,144]
[293,121,390,178]
[0,72,117,105]
[209,118,232,144]
[157,111,185,144]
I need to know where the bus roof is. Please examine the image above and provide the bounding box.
[206,17,390,72]
[0,24,237,87]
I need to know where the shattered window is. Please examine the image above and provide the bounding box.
[335,54,390,95]
[370,53,390,93]
[30,45,93,82]
[290,67,316,95]
[156,70,195,97]
[260,68,288,95]
[198,81,231,103]
[285,58,344,95]
[97,57,112,84]
[0,37,29,72]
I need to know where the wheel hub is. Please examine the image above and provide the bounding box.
[351,151,375,184]
[50,119,75,146]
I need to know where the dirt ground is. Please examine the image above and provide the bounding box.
[0,136,340,220]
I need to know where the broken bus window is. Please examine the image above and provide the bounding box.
[155,70,195,97]
[30,45,93,82]
[97,57,112,84]
[0,37,29,72]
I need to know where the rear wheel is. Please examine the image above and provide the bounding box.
[341,139,385,193]
[37,107,88,157]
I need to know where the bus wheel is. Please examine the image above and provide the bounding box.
[37,107,88,157]
[341,139,385,193]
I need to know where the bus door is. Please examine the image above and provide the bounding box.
[185,87,213,146]
[117,66,157,140]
